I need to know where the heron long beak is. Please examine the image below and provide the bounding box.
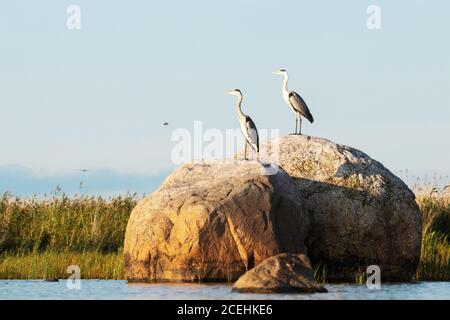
[272,70,281,75]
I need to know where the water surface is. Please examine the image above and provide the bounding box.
[1,280,449,300]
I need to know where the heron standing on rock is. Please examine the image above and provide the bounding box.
[226,89,259,160]
[273,69,314,135]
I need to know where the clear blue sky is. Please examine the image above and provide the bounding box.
[1,0,449,196]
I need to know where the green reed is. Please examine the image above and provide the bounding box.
[0,249,123,280]
[415,194,450,281]
[0,192,135,279]
[0,187,449,281]
[0,192,135,253]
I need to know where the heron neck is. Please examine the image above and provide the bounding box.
[282,74,289,101]
[236,95,245,119]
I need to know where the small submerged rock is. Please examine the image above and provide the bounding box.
[43,278,59,282]
[232,253,327,294]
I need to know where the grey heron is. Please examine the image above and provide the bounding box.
[226,89,259,160]
[273,69,314,134]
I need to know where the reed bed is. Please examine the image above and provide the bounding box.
[415,193,450,280]
[0,250,123,280]
[0,192,135,253]
[0,187,449,281]
[0,192,134,279]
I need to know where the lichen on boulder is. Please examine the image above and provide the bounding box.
[123,161,309,282]
[261,135,422,281]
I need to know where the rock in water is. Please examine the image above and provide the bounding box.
[124,162,309,282]
[232,253,327,293]
[262,135,422,281]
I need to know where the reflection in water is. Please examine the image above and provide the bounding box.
[1,280,450,300]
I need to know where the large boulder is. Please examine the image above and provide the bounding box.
[260,135,422,281]
[123,162,309,282]
[232,253,327,293]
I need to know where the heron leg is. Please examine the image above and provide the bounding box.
[298,116,302,135]
[295,117,298,134]
[244,142,248,160]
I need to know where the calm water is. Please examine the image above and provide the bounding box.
[1,280,450,300]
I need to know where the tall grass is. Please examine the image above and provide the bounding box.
[0,192,135,279]
[0,192,135,253]
[0,187,449,281]
[0,250,123,280]
[415,194,450,280]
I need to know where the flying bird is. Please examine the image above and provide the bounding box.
[79,169,90,173]
[226,89,259,160]
[273,69,314,135]
[163,122,169,126]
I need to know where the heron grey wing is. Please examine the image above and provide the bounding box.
[289,91,314,123]
[245,116,259,152]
